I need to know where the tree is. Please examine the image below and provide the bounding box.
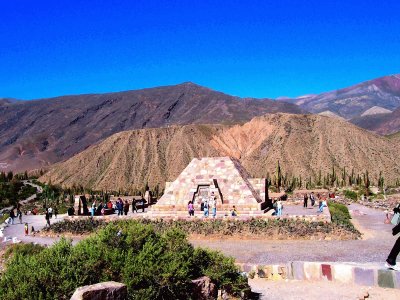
[275,161,282,190]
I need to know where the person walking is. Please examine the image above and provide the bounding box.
[277,199,283,217]
[210,193,217,218]
[9,209,15,225]
[141,197,146,213]
[310,192,315,206]
[24,223,29,236]
[132,199,138,213]
[188,201,194,217]
[45,209,51,227]
[123,200,130,216]
[17,209,22,224]
[48,207,53,218]
[303,194,308,208]
[386,204,400,270]
[117,199,123,216]
[203,198,209,217]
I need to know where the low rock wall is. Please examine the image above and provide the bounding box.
[237,262,400,289]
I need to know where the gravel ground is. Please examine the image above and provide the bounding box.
[190,203,397,264]
[249,278,400,300]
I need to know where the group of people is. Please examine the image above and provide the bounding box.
[303,192,327,212]
[272,199,283,217]
[187,192,239,217]
[89,198,145,217]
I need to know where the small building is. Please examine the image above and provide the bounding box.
[151,157,269,215]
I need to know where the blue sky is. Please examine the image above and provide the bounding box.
[1,0,400,100]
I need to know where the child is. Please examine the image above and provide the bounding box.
[24,223,29,236]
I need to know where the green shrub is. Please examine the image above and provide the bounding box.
[328,202,359,234]
[344,190,358,201]
[0,222,248,299]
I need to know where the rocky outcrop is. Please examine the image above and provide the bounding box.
[191,276,218,300]
[70,281,127,300]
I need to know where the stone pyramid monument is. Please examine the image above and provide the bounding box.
[151,157,267,215]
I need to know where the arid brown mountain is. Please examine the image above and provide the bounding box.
[280,74,400,120]
[41,114,400,191]
[0,83,303,171]
[352,106,400,135]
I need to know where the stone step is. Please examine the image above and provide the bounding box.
[236,261,400,289]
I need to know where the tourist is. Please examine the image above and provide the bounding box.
[90,202,96,217]
[9,209,15,225]
[203,198,209,217]
[132,199,138,213]
[123,200,130,215]
[141,197,146,213]
[48,207,53,218]
[117,198,123,216]
[310,192,315,206]
[210,193,217,218]
[24,223,28,236]
[67,206,75,216]
[54,207,58,219]
[277,199,283,217]
[188,201,194,216]
[385,204,400,271]
[45,209,51,227]
[17,208,22,224]
[231,205,238,217]
[303,193,308,208]
[318,197,327,213]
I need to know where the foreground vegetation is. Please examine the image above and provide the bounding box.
[44,217,361,240]
[0,222,249,300]
[328,202,359,234]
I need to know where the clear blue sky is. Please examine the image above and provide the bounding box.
[1,0,400,100]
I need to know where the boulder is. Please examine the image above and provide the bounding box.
[191,276,218,300]
[70,281,127,300]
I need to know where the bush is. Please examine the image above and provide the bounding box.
[0,222,248,299]
[328,202,359,234]
[344,190,358,201]
[44,216,361,239]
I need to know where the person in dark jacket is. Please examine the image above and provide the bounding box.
[123,200,129,216]
[386,204,400,271]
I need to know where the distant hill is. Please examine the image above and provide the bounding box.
[0,98,18,106]
[352,106,400,135]
[41,113,400,191]
[280,74,400,120]
[0,82,303,171]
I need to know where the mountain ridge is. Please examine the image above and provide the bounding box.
[41,113,400,191]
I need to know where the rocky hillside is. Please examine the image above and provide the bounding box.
[0,83,303,171]
[41,114,400,191]
[280,74,400,120]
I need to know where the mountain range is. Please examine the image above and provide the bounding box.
[279,74,400,121]
[0,82,303,171]
[1,74,400,181]
[41,113,400,191]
